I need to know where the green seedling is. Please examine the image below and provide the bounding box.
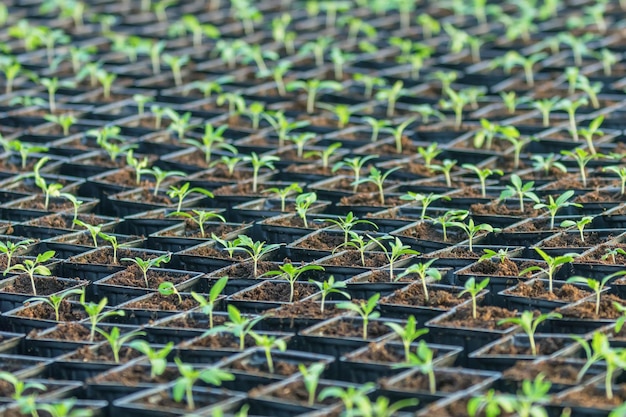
[121,253,172,288]
[191,276,228,329]
[499,311,562,356]
[398,259,441,302]
[459,277,489,320]
[310,275,350,314]
[337,294,381,340]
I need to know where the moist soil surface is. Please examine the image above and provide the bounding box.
[231,281,317,302]
[435,306,520,330]
[67,345,140,363]
[381,283,468,308]
[91,364,179,385]
[398,222,465,243]
[103,266,192,289]
[16,300,87,321]
[308,318,390,339]
[381,369,486,393]
[558,385,626,408]
[122,293,198,311]
[181,244,247,260]
[464,259,540,277]
[2,275,83,296]
[504,279,590,302]
[160,221,239,238]
[267,299,341,320]
[540,232,604,247]
[29,322,104,342]
[69,248,159,265]
[557,294,626,319]
[210,261,285,279]
[136,390,230,410]
[486,337,568,355]
[181,332,257,350]
[293,232,344,251]
[321,251,390,268]
[503,359,598,385]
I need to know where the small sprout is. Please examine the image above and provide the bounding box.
[458,277,489,320]
[337,294,381,340]
[158,281,182,305]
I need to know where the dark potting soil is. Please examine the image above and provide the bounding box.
[231,282,316,302]
[30,322,103,342]
[576,189,626,203]
[70,248,158,265]
[380,368,485,392]
[3,276,81,296]
[557,294,626,319]
[423,247,479,259]
[503,359,594,385]
[339,193,403,207]
[183,244,246,259]
[506,218,552,232]
[67,345,140,363]
[182,333,255,350]
[294,232,344,250]
[310,319,390,339]
[466,259,539,277]
[321,251,390,268]
[267,299,341,320]
[135,390,230,410]
[349,342,416,363]
[119,189,172,205]
[470,202,541,216]
[577,243,626,264]
[14,197,74,211]
[381,283,468,308]
[161,221,238,238]
[558,384,626,408]
[91,364,179,385]
[540,232,603,247]
[361,269,415,283]
[486,337,567,355]
[122,293,198,311]
[322,178,378,193]
[252,380,336,405]
[215,260,283,278]
[229,357,299,376]
[262,215,329,229]
[436,306,519,330]
[504,280,590,302]
[104,265,191,289]
[161,314,228,329]
[27,213,111,229]
[16,300,86,321]
[398,222,463,243]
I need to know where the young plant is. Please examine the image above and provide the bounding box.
[295,192,318,228]
[310,275,350,314]
[532,97,560,127]
[556,98,589,142]
[80,295,124,342]
[205,304,264,351]
[73,219,103,248]
[375,80,405,117]
[578,115,604,155]
[167,183,214,213]
[604,165,626,195]
[158,281,182,305]
[181,124,236,165]
[430,159,457,187]
[251,333,287,374]
[499,174,540,213]
[264,263,325,303]
[498,311,562,356]
[389,117,415,154]
[128,340,174,379]
[400,192,450,222]
[321,211,377,246]
[439,87,470,130]
[533,190,582,230]
[574,332,626,400]
[0,239,33,275]
[242,153,279,193]
[432,209,468,243]
[191,276,228,329]
[449,218,496,252]
[458,277,489,320]
[173,358,235,410]
[43,113,76,135]
[139,166,186,196]
[0,371,46,402]
[286,79,342,113]
[231,235,280,277]
[398,259,442,303]
[337,293,381,340]
[263,111,310,148]
[299,362,326,406]
[10,140,49,170]
[162,53,189,86]
[332,155,378,193]
[602,247,626,265]
[567,271,626,317]
[303,142,341,171]
[96,327,146,363]
[531,154,567,177]
[384,316,429,362]
[286,132,317,158]
[262,183,302,212]
[561,148,599,188]
[521,248,578,294]
[368,236,419,281]
[121,253,172,288]
[560,216,593,243]
[352,166,399,205]
[461,164,503,198]
[24,288,83,322]
[7,250,55,296]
